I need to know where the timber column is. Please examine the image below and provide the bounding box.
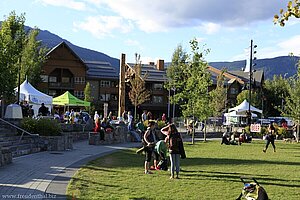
[118,53,126,117]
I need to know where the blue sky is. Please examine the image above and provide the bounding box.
[1,0,299,64]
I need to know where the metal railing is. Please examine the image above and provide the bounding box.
[0,118,39,144]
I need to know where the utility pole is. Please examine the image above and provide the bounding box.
[248,39,257,126]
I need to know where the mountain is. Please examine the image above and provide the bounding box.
[209,56,299,79]
[34,27,299,79]
[34,27,120,68]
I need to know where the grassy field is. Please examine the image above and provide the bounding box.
[67,140,300,200]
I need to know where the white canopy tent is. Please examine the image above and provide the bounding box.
[14,80,53,116]
[229,100,262,114]
[224,100,262,126]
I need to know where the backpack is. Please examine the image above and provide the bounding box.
[169,132,181,153]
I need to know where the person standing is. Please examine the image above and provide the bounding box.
[38,103,48,116]
[94,111,99,123]
[141,110,147,122]
[143,121,157,174]
[162,124,183,179]
[127,111,134,131]
[263,123,276,153]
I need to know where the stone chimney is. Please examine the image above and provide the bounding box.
[156,59,164,71]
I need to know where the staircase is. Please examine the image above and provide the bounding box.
[0,119,40,157]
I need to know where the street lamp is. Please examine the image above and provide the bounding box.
[248,39,257,126]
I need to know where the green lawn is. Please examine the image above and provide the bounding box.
[67,140,300,200]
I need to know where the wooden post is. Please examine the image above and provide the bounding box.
[118,53,126,117]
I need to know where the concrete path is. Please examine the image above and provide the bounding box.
[0,141,141,200]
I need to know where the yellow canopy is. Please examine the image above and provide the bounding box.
[52,91,90,107]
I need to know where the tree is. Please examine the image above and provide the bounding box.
[274,0,300,26]
[0,11,26,100]
[21,28,48,86]
[128,54,150,120]
[209,69,227,117]
[84,82,93,111]
[236,90,260,108]
[167,39,212,143]
[165,44,189,119]
[0,11,48,102]
[263,75,289,117]
[283,66,300,142]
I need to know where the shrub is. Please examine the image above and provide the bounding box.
[156,120,166,129]
[260,126,268,136]
[21,118,62,136]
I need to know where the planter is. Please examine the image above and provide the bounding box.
[39,133,73,151]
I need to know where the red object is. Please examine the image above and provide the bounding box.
[94,121,100,132]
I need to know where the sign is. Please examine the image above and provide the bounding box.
[250,124,261,133]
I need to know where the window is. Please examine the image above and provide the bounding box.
[74,77,85,84]
[40,75,48,82]
[74,91,84,99]
[100,80,111,87]
[99,93,110,101]
[153,83,163,90]
[61,77,70,83]
[230,87,238,95]
[153,96,163,104]
[111,94,118,101]
[48,90,56,96]
[49,76,57,83]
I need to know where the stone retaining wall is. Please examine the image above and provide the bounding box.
[89,125,129,145]
[39,132,73,151]
[0,147,12,167]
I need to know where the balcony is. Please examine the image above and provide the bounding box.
[49,82,74,89]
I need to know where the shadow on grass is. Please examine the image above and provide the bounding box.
[183,157,300,166]
[181,169,300,188]
[71,177,120,188]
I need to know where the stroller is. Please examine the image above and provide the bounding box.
[236,177,269,200]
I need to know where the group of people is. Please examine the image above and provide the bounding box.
[20,101,34,117]
[221,123,277,153]
[143,121,186,179]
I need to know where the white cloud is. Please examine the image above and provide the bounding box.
[199,23,221,35]
[230,35,300,61]
[73,16,134,38]
[38,0,88,11]
[96,0,287,32]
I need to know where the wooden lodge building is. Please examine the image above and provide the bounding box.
[37,41,264,119]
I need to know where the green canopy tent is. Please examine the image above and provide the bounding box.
[53,91,90,107]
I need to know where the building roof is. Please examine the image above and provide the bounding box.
[85,61,119,80]
[140,64,168,82]
[126,63,168,83]
[229,70,264,86]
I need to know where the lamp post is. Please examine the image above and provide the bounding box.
[248,39,257,126]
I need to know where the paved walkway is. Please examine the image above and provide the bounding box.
[0,141,141,200]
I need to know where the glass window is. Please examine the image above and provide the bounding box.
[153,96,163,103]
[99,93,111,101]
[49,76,57,83]
[100,80,111,87]
[74,91,84,99]
[230,87,238,94]
[61,77,70,83]
[48,90,56,96]
[153,83,163,90]
[40,75,48,82]
[74,77,85,84]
